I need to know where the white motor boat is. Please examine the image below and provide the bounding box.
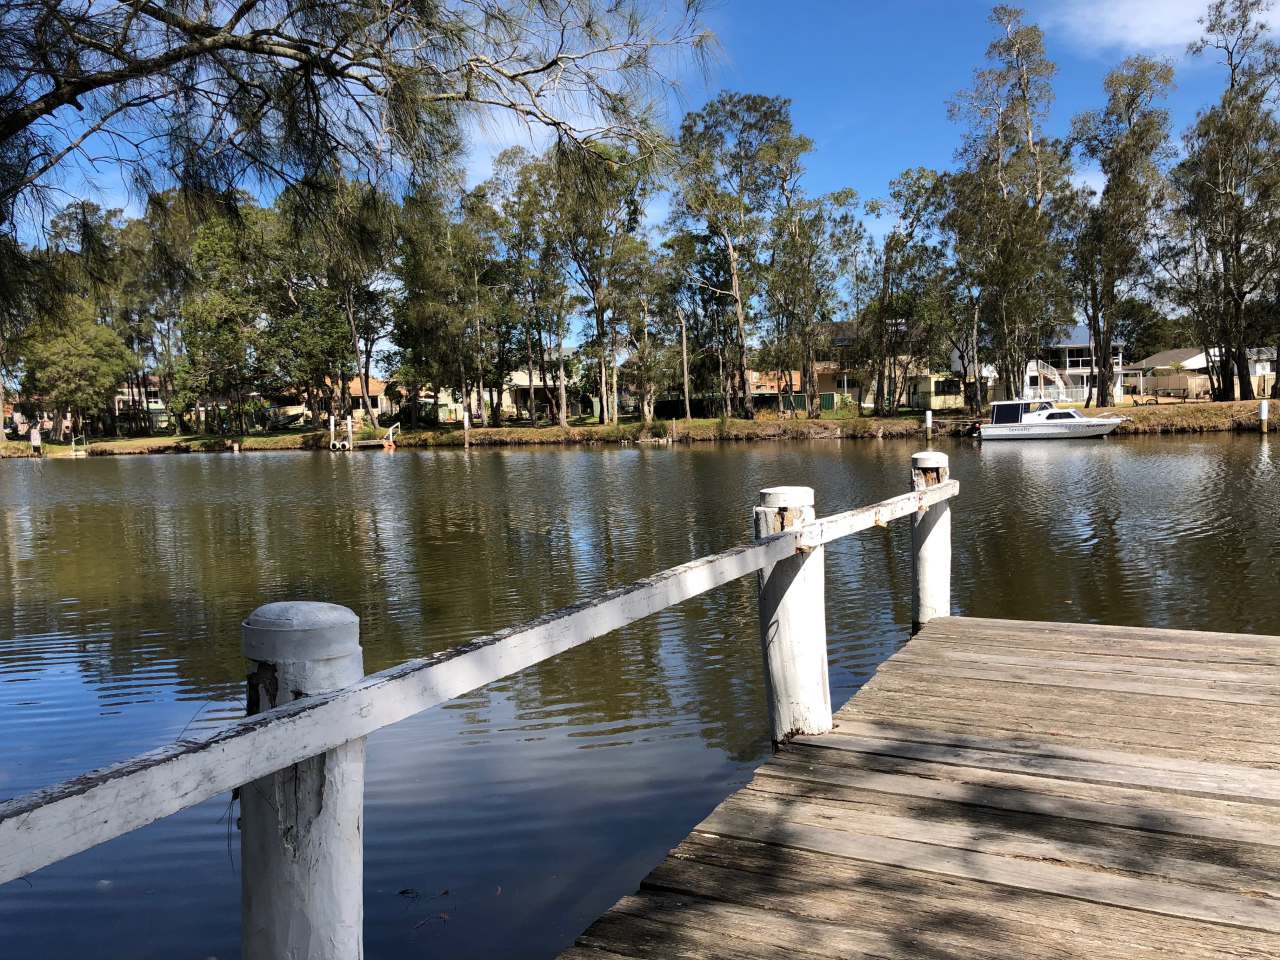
[979,400,1126,440]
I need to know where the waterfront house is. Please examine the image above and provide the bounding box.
[1123,347,1275,399]
[347,377,397,422]
[904,373,965,411]
[1023,333,1124,402]
[112,377,171,430]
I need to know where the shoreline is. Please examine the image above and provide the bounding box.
[2,400,1270,459]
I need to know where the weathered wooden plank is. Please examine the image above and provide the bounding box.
[0,530,804,885]
[835,706,1280,764]
[698,810,1280,933]
[777,742,1280,830]
[757,756,1280,848]
[843,684,1280,738]
[727,784,1280,895]
[797,479,959,549]
[581,891,910,960]
[922,617,1280,660]
[925,616,1280,649]
[794,732,1280,802]
[656,835,1280,959]
[847,673,1280,736]
[856,672,1280,729]
[874,659,1280,706]
[815,721,1280,780]
[897,641,1280,684]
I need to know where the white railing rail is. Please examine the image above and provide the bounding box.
[0,452,957,958]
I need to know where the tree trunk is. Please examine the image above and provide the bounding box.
[678,308,692,421]
[1235,345,1255,401]
[345,290,377,427]
[1218,345,1236,401]
[609,324,619,426]
[525,329,537,425]
[555,309,569,429]
[724,231,754,419]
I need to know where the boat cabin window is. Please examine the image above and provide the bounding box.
[1045,411,1075,420]
[992,403,1022,424]
[1030,402,1055,412]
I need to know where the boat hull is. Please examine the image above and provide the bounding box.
[980,419,1124,440]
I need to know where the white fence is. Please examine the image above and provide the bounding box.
[0,452,959,958]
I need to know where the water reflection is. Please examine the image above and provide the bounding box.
[0,435,1276,958]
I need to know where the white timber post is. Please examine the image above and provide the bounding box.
[329,415,338,452]
[1262,398,1269,434]
[754,486,832,746]
[240,602,365,960]
[911,451,951,634]
[924,409,933,440]
[346,416,354,451]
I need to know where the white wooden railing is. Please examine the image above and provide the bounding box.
[0,452,958,959]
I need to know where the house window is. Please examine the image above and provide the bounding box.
[934,379,961,396]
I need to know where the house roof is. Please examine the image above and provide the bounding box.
[348,376,388,398]
[1131,348,1203,370]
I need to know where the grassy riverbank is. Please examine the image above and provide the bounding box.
[1103,399,1268,434]
[2,399,1270,458]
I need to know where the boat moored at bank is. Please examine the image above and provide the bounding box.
[979,399,1126,440]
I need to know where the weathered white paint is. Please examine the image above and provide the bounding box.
[1262,399,1269,434]
[754,487,832,744]
[924,410,933,439]
[0,531,801,884]
[911,451,951,634]
[241,602,365,960]
[797,481,959,550]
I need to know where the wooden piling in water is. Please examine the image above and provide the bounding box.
[753,486,831,745]
[1262,399,1269,434]
[240,602,366,960]
[911,451,951,634]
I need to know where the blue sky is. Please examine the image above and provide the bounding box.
[460,0,1252,217]
[683,0,1235,206]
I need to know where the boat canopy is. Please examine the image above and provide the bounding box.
[990,400,1056,425]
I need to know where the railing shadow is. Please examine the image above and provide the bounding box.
[561,717,1279,958]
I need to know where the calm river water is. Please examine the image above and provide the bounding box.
[2,435,1278,958]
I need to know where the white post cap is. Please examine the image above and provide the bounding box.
[242,601,360,662]
[911,451,948,470]
[758,486,815,508]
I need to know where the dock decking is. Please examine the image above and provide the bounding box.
[560,616,1280,959]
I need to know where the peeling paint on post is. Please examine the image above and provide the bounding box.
[241,602,365,960]
[754,486,832,746]
[911,452,951,634]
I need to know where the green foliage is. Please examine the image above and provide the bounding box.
[25,316,132,416]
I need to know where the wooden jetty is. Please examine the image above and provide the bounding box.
[560,615,1280,959]
[3,449,1277,959]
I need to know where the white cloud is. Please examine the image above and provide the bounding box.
[1042,0,1208,55]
